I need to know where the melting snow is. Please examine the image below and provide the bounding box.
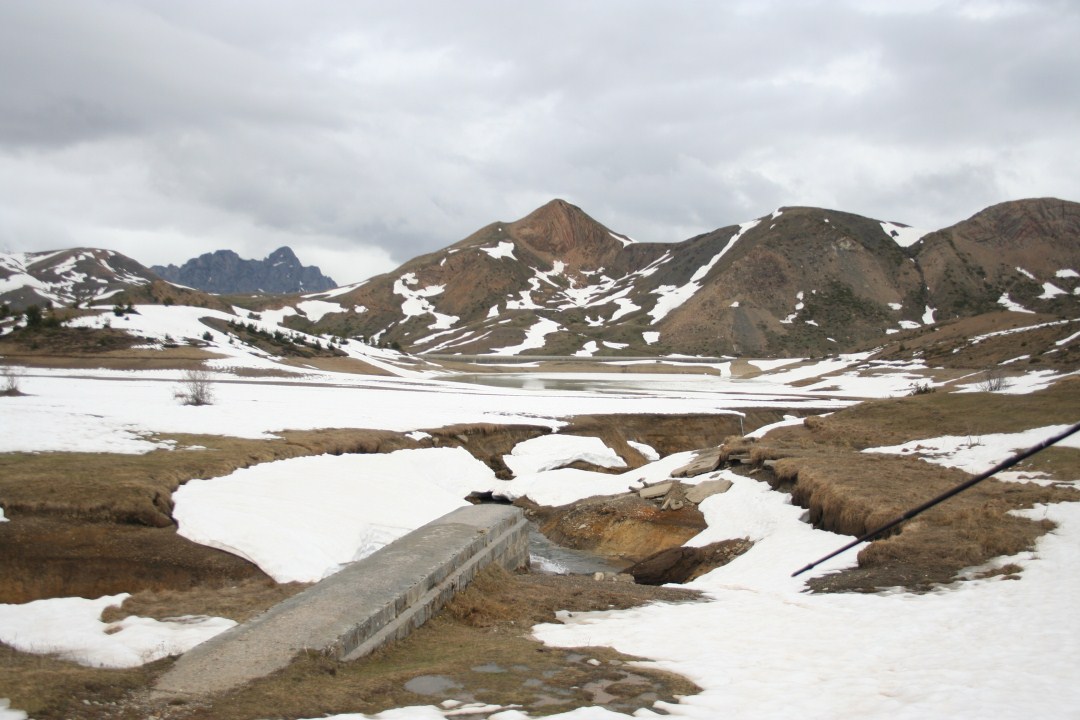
[503,434,627,477]
[575,341,598,357]
[490,317,562,355]
[997,292,1034,314]
[1040,283,1066,299]
[864,425,1080,475]
[479,240,516,260]
[880,220,929,247]
[394,274,459,330]
[0,594,235,669]
[780,290,805,324]
[173,449,488,582]
[649,219,760,323]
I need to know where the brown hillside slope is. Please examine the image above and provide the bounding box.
[917,198,1080,320]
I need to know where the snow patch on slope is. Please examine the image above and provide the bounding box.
[648,219,761,324]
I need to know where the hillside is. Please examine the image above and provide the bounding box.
[0,248,162,311]
[3,198,1077,361]
[297,197,1080,358]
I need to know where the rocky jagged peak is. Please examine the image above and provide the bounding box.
[152,246,336,295]
[267,246,300,266]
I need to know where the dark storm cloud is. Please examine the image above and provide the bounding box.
[1,0,1077,284]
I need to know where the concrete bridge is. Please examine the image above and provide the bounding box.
[154,504,529,699]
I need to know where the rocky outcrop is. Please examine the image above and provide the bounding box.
[152,246,336,295]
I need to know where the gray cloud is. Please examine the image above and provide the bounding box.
[1,0,1077,284]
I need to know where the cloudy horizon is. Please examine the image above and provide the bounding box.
[2,0,1078,285]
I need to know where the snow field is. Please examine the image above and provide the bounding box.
[173,449,494,583]
[4,310,1080,717]
[0,594,235,669]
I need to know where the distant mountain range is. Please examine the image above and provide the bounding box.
[2,198,1077,358]
[151,246,336,294]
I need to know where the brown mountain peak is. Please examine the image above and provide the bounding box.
[508,199,623,266]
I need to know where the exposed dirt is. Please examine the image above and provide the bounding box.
[523,493,707,562]
[626,539,754,585]
[0,518,272,604]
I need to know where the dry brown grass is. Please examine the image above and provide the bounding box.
[150,568,701,720]
[0,429,421,527]
[0,642,159,720]
[803,375,1080,449]
[2,569,701,720]
[744,377,1080,592]
[100,578,310,625]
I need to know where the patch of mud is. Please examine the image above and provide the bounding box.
[521,493,707,562]
[0,518,269,603]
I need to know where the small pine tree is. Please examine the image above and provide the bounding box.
[23,305,42,328]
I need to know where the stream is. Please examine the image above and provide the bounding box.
[528,525,627,575]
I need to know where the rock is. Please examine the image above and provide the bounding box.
[671,448,723,478]
[685,479,733,504]
[593,572,635,583]
[626,539,754,585]
[638,482,674,500]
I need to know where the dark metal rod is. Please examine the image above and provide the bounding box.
[792,421,1080,578]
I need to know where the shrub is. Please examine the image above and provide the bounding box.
[174,369,215,406]
[23,304,43,328]
[2,366,22,396]
[979,367,1010,392]
[908,382,936,396]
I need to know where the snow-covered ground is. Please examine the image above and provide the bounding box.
[3,304,1080,718]
[8,426,1075,718]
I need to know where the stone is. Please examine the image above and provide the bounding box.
[638,481,675,500]
[670,448,723,478]
[685,479,733,504]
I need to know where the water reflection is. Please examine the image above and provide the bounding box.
[452,373,734,396]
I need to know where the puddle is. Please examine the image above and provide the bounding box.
[471,663,506,673]
[404,675,463,696]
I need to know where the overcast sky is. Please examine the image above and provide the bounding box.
[1,1,1077,285]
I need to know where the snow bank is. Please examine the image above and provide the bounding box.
[173,449,495,582]
[0,594,234,669]
[504,435,627,476]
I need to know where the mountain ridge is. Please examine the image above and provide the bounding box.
[2,198,1077,360]
[151,246,336,295]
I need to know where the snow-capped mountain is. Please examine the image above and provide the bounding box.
[3,198,1078,359]
[300,197,1080,357]
[0,248,162,310]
